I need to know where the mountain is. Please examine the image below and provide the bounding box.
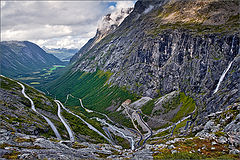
[1,71,239,159]
[0,41,63,77]
[1,0,240,159]
[0,75,126,159]
[42,47,78,62]
[1,73,239,159]
[45,0,240,157]
[48,0,239,122]
[70,7,133,63]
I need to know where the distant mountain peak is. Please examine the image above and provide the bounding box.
[97,8,133,33]
[96,7,133,43]
[0,41,63,77]
[70,7,133,63]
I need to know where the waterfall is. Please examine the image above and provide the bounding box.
[213,36,236,94]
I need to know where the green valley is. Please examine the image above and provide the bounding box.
[47,70,139,112]
[1,0,239,159]
[17,65,66,89]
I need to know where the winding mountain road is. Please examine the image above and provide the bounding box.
[128,128,143,147]
[58,100,113,144]
[65,94,137,148]
[17,82,62,140]
[136,112,153,146]
[122,104,143,137]
[55,100,75,142]
[95,117,135,150]
[153,107,197,138]
[122,103,153,148]
[103,127,115,142]
[65,94,114,123]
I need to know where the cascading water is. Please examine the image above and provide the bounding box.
[213,61,234,94]
[213,36,236,94]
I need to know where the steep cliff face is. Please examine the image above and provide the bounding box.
[47,0,240,127]
[69,0,239,120]
[1,1,240,158]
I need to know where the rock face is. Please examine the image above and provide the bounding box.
[1,1,240,158]
[0,41,63,77]
[0,129,122,160]
[69,0,239,122]
[1,75,239,159]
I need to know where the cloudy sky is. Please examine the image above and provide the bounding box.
[1,1,135,49]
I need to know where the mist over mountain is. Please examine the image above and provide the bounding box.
[70,7,133,63]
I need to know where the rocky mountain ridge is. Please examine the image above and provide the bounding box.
[0,41,63,77]
[1,75,240,159]
[1,0,240,159]
[68,0,239,123]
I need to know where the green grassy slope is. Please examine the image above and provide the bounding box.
[1,75,113,143]
[0,76,60,138]
[47,69,139,113]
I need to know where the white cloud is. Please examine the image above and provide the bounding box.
[108,1,135,12]
[1,25,72,41]
[1,1,136,49]
[97,1,135,33]
[1,1,6,8]
[32,36,90,49]
[115,1,135,10]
